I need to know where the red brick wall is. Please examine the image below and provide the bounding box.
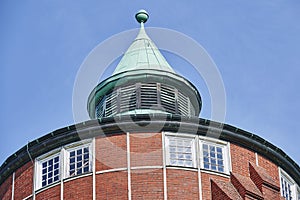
[14,162,33,200]
[36,185,60,200]
[167,169,199,199]
[201,172,229,200]
[131,168,164,200]
[257,154,280,187]
[96,171,128,199]
[64,176,93,199]
[261,186,281,200]
[95,133,127,171]
[130,133,162,167]
[230,143,256,176]
[0,174,12,200]
[211,180,238,200]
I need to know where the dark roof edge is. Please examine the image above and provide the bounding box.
[0,114,299,186]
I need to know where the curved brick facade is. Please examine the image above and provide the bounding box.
[1,121,298,200]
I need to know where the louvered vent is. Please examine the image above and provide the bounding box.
[160,85,176,114]
[140,83,158,109]
[95,82,194,118]
[178,92,189,116]
[105,90,118,117]
[119,84,137,113]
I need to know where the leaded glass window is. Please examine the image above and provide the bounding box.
[41,155,60,187]
[201,143,225,173]
[281,175,293,200]
[166,136,196,168]
[68,146,91,177]
[36,140,92,190]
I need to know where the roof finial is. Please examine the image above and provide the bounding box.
[135,9,149,25]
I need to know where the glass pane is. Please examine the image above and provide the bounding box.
[42,162,47,168]
[217,153,223,159]
[42,181,46,187]
[84,147,89,153]
[77,156,82,161]
[211,158,216,164]
[48,159,53,165]
[218,166,224,172]
[203,144,208,151]
[54,176,59,182]
[204,163,209,169]
[186,161,192,167]
[217,160,224,166]
[211,165,217,170]
[84,166,89,172]
[70,151,75,157]
[54,163,59,169]
[54,156,59,163]
[70,157,75,163]
[84,153,89,159]
[77,149,82,155]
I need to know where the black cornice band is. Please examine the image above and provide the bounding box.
[0,114,299,186]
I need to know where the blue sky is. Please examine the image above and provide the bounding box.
[1,0,299,165]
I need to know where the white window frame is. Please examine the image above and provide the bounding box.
[35,148,62,190]
[279,169,297,200]
[165,134,197,168]
[35,139,92,190]
[199,138,230,174]
[64,141,93,179]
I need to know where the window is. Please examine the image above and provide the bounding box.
[66,145,92,177]
[35,140,92,190]
[165,135,196,168]
[281,175,292,200]
[200,140,229,174]
[36,152,61,189]
[280,170,298,200]
[41,155,60,187]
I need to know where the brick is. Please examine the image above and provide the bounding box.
[95,133,127,171]
[0,174,12,200]
[14,162,34,200]
[257,154,280,187]
[64,176,93,200]
[131,168,163,200]
[211,179,242,200]
[201,172,229,200]
[130,133,163,167]
[230,143,256,177]
[96,171,128,199]
[231,172,263,200]
[36,185,60,200]
[167,169,199,199]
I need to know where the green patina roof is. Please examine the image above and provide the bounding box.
[112,13,175,75]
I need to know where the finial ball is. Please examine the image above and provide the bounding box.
[135,9,149,23]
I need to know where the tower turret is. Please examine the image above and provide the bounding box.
[87,10,202,119]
